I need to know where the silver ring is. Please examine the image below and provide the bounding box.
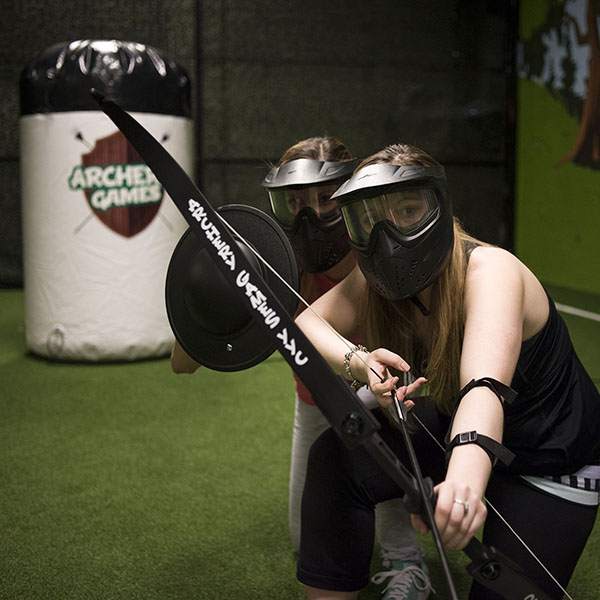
[453,498,470,516]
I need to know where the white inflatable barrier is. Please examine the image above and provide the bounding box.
[19,40,192,361]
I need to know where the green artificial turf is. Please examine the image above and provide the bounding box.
[1,289,599,599]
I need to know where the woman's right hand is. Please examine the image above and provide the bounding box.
[412,478,487,550]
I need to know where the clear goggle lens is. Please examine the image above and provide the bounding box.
[268,183,341,228]
[341,187,439,246]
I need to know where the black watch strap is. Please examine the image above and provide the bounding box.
[446,431,515,467]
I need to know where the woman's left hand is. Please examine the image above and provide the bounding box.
[411,479,487,550]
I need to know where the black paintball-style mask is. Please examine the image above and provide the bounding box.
[262,158,359,273]
[332,164,454,302]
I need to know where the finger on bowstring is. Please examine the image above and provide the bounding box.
[370,374,399,394]
[392,385,409,402]
[406,376,428,395]
[375,387,397,408]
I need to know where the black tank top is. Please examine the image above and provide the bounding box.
[502,291,600,475]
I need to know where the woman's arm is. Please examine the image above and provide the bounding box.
[296,265,421,399]
[431,246,547,549]
[296,265,366,373]
[170,340,201,374]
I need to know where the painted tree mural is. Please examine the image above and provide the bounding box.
[519,0,600,168]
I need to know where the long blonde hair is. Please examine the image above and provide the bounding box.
[357,144,484,415]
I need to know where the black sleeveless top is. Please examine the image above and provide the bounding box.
[501,291,600,475]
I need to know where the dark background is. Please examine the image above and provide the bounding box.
[0,0,516,287]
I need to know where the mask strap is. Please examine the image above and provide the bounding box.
[410,295,430,316]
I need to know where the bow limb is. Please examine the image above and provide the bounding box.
[91,91,561,600]
[89,89,381,447]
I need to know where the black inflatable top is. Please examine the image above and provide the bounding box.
[20,39,191,117]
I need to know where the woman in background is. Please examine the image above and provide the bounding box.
[262,136,431,600]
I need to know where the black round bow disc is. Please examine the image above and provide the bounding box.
[166,204,300,371]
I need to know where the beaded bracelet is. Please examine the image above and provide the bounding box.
[343,344,369,391]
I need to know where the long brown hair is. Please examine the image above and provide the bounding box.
[358,144,484,415]
[277,136,353,166]
[275,137,355,309]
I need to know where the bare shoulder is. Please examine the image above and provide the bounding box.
[465,246,548,338]
[467,245,522,273]
[467,245,542,288]
[464,247,524,313]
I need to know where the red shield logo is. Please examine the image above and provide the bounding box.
[76,131,164,237]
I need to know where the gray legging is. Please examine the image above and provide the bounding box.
[289,393,424,563]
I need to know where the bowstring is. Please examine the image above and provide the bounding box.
[217,212,575,600]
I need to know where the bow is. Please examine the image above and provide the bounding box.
[92,90,565,600]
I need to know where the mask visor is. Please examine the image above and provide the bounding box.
[268,183,341,229]
[341,187,439,247]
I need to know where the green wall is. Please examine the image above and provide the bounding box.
[515,79,600,296]
[515,1,600,297]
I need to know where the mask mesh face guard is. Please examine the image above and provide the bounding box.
[340,186,439,249]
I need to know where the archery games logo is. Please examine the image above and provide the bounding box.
[68,131,164,237]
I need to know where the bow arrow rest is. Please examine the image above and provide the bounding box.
[91,89,554,600]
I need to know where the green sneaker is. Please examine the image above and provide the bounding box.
[371,559,433,600]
